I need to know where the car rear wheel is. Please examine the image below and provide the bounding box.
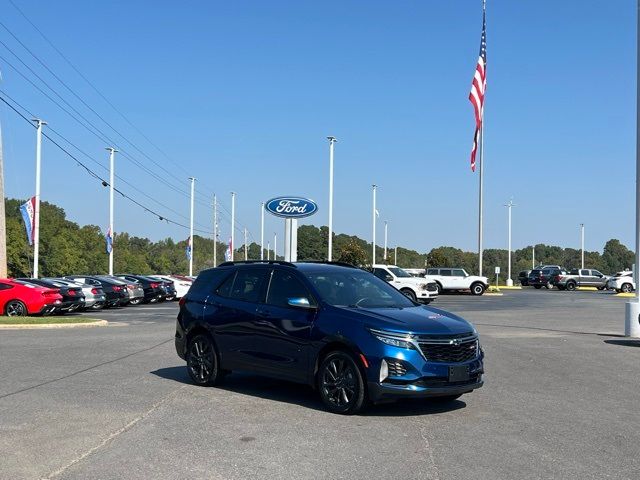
[186,334,223,386]
[621,283,633,293]
[317,351,366,415]
[534,285,542,289]
[5,300,27,317]
[401,289,417,302]
[470,282,485,296]
[565,282,577,291]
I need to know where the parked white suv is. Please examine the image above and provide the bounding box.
[424,268,489,296]
[606,271,635,293]
[371,265,439,303]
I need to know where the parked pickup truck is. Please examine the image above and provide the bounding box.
[555,269,609,291]
[371,265,439,303]
[424,268,488,296]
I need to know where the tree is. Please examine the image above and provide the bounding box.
[336,239,367,267]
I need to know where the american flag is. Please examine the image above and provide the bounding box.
[469,2,487,172]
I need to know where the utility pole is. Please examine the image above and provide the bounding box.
[384,221,388,262]
[372,184,377,265]
[505,199,515,286]
[244,228,248,260]
[267,241,270,260]
[260,202,265,260]
[32,118,46,278]
[394,246,397,266]
[0,113,7,277]
[213,194,217,267]
[231,192,236,261]
[188,177,196,276]
[532,245,535,270]
[274,233,277,261]
[107,147,117,275]
[580,223,585,269]
[327,136,336,261]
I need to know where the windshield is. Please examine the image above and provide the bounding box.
[304,269,416,308]
[388,267,412,278]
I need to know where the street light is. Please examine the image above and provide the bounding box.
[504,199,515,286]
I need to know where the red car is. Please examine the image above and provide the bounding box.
[0,279,63,316]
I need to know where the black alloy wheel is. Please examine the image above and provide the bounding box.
[435,283,443,294]
[401,289,417,302]
[565,282,577,291]
[318,351,366,415]
[187,334,222,386]
[5,300,27,317]
[129,298,143,305]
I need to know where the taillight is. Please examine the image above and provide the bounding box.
[150,282,159,289]
[42,290,58,297]
[178,297,186,307]
[91,288,99,294]
[112,285,122,292]
[68,290,76,296]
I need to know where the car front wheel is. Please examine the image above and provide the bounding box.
[470,282,485,296]
[401,289,417,302]
[187,334,223,386]
[317,351,366,415]
[565,282,576,291]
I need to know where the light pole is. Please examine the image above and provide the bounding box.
[267,241,270,260]
[580,223,585,269]
[32,119,46,278]
[327,136,336,261]
[384,221,388,262]
[505,199,515,286]
[188,177,196,276]
[274,233,277,261]
[394,246,398,266]
[532,245,535,269]
[372,184,377,265]
[260,202,265,260]
[107,147,117,275]
[626,0,640,338]
[213,194,218,267]
[230,192,236,261]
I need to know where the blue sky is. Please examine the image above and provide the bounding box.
[0,0,635,257]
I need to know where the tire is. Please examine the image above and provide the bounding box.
[317,351,367,415]
[401,289,417,302]
[470,282,485,296]
[621,283,633,293]
[5,300,27,317]
[521,281,528,287]
[435,283,443,295]
[557,285,566,291]
[565,282,576,291]
[91,303,104,311]
[534,285,542,289]
[129,298,143,305]
[186,333,223,386]
[597,286,605,291]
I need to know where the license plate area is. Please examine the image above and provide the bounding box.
[448,365,470,382]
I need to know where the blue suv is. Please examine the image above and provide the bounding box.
[175,261,484,414]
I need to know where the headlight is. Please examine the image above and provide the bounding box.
[420,284,428,290]
[369,329,415,350]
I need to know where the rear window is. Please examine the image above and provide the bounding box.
[426,269,439,275]
[191,268,232,295]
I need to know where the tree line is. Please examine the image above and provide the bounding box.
[4,198,635,278]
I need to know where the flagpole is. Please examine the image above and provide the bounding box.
[372,184,377,265]
[213,194,217,267]
[478,124,484,277]
[231,192,236,261]
[188,177,195,276]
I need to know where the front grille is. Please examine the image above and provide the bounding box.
[417,372,481,387]
[417,338,479,363]
[387,360,407,376]
[426,283,438,292]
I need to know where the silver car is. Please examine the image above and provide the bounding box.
[96,275,144,305]
[48,277,107,310]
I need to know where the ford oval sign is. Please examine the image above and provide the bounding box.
[265,197,318,219]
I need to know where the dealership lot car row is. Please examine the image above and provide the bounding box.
[0,274,194,317]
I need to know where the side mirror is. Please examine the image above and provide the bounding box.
[384,274,393,282]
[287,297,316,309]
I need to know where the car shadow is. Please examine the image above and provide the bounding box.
[151,366,466,416]
[604,339,640,348]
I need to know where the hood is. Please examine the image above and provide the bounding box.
[399,277,431,285]
[335,304,475,336]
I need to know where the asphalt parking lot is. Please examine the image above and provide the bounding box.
[1,290,639,480]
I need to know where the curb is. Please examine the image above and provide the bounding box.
[577,287,598,291]
[615,293,636,298]
[0,320,108,330]
[484,293,504,296]
[499,286,522,290]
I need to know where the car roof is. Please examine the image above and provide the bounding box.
[210,261,362,275]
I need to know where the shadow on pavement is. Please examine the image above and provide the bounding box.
[151,366,466,416]
[604,339,640,348]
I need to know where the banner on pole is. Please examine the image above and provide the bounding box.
[185,236,192,260]
[224,237,232,261]
[19,197,36,246]
[105,227,113,254]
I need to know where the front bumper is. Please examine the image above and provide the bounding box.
[368,376,483,402]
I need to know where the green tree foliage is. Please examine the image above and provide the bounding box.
[3,198,633,277]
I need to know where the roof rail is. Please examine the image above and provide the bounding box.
[217,260,297,268]
[302,260,358,269]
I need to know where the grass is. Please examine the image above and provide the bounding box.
[0,316,102,325]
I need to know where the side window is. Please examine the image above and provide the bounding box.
[452,269,465,277]
[216,272,236,298]
[580,269,589,276]
[0,282,13,290]
[592,270,602,277]
[440,269,452,276]
[229,268,270,303]
[191,269,231,295]
[372,268,389,281]
[266,270,315,308]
